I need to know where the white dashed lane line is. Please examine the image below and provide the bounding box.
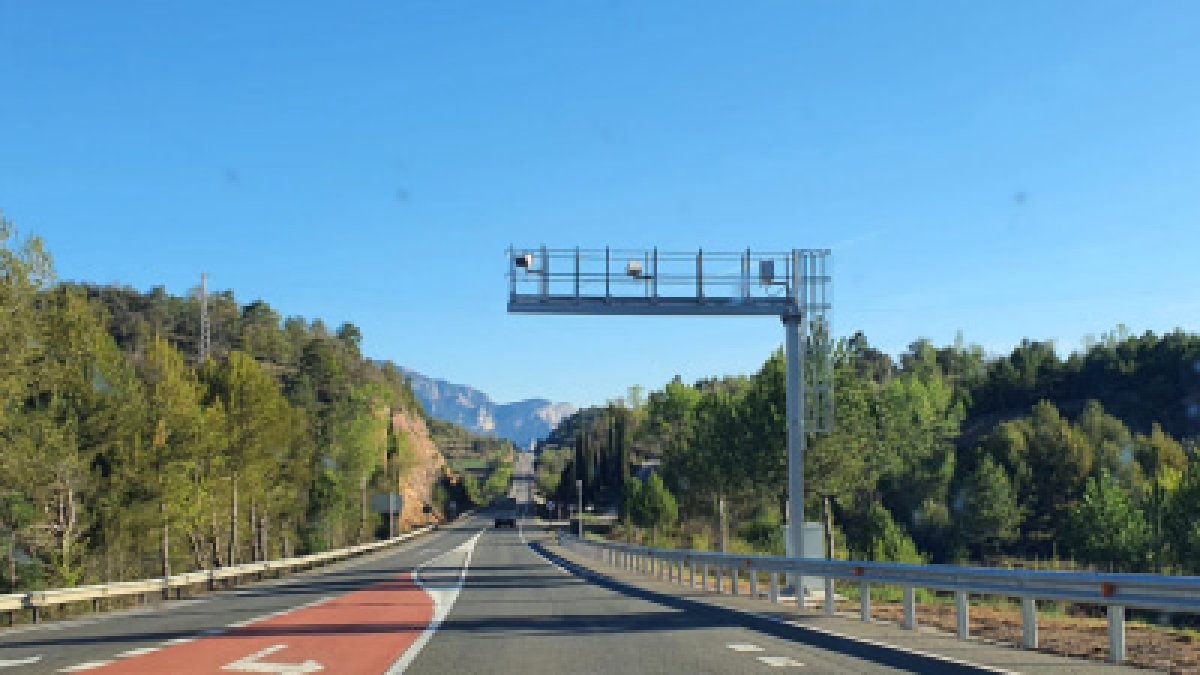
[759,655,805,667]
[113,646,161,659]
[728,642,804,667]
[728,643,766,652]
[57,661,114,673]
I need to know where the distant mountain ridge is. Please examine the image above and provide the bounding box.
[398,368,575,448]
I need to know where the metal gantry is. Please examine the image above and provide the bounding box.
[507,246,833,595]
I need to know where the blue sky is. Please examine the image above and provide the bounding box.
[3,1,1199,407]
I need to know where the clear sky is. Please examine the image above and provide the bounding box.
[3,2,1199,407]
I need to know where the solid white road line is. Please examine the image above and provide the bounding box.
[518,515,575,576]
[556,545,1021,675]
[0,655,42,668]
[384,530,484,674]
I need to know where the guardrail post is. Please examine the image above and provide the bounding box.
[1021,597,1037,648]
[955,591,970,639]
[702,564,709,591]
[678,560,684,584]
[731,567,739,595]
[716,566,724,593]
[902,587,916,630]
[93,597,100,613]
[825,577,836,616]
[860,582,871,621]
[31,606,40,624]
[1108,605,1125,664]
[749,568,758,599]
[769,572,779,604]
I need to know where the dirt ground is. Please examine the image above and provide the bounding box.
[862,599,1200,674]
[694,571,1199,673]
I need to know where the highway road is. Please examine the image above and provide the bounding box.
[0,453,1003,673]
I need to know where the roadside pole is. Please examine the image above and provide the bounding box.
[576,479,584,539]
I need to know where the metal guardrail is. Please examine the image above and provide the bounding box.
[0,524,444,622]
[560,535,1200,665]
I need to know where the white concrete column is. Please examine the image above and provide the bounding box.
[1021,597,1038,649]
[956,591,970,639]
[1108,605,1125,664]
[902,587,916,630]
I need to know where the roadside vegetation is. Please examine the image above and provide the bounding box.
[0,218,473,592]
[544,329,1200,576]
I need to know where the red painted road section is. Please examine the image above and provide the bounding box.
[93,572,434,674]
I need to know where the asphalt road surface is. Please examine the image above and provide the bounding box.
[0,453,994,673]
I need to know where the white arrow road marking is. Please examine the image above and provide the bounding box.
[0,655,42,668]
[385,530,484,674]
[221,644,323,674]
[757,656,804,667]
[727,643,765,652]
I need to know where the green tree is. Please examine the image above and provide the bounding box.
[1064,471,1149,571]
[202,351,293,563]
[139,335,210,577]
[1023,401,1094,540]
[1165,464,1200,573]
[955,456,1022,555]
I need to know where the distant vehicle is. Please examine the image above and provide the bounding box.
[494,497,518,528]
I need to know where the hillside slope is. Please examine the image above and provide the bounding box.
[392,407,447,527]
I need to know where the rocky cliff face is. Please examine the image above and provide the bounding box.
[399,368,576,448]
[391,408,446,528]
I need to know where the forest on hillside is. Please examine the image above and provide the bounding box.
[543,329,1200,574]
[0,219,474,592]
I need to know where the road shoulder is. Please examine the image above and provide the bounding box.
[537,531,1142,675]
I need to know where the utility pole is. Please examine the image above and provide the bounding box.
[719,495,728,553]
[388,424,396,540]
[823,494,835,559]
[199,273,211,364]
[228,474,237,567]
[360,474,368,543]
[576,479,584,539]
